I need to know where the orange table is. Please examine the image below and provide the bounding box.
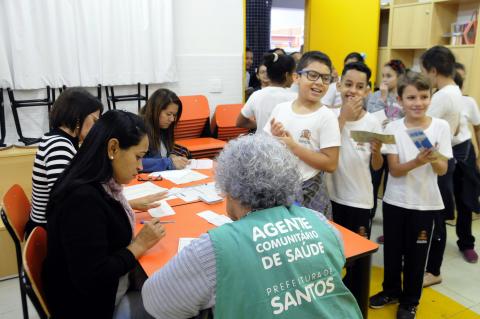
[136,200,378,318]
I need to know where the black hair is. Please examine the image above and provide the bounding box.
[384,59,406,76]
[269,48,286,55]
[50,88,103,132]
[50,110,147,201]
[246,47,252,53]
[296,51,332,73]
[341,62,372,83]
[344,52,365,64]
[397,71,431,98]
[263,53,296,85]
[455,62,465,72]
[140,88,182,154]
[454,70,464,89]
[421,46,456,77]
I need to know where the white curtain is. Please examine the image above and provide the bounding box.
[0,0,176,89]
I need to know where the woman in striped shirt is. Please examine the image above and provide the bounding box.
[25,88,104,236]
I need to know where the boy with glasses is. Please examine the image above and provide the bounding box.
[264,51,341,218]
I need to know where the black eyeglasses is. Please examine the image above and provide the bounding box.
[298,70,332,84]
[137,175,163,182]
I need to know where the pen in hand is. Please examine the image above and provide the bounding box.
[140,220,176,225]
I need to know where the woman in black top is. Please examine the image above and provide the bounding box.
[43,110,165,319]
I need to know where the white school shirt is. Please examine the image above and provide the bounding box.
[452,95,480,146]
[240,86,297,134]
[382,118,453,211]
[325,112,382,209]
[264,102,341,181]
[321,82,342,107]
[427,84,463,142]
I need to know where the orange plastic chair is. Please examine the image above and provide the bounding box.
[211,104,249,141]
[1,184,31,319]
[22,226,50,319]
[174,95,226,158]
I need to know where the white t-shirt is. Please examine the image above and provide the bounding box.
[326,112,382,209]
[321,82,342,107]
[241,87,297,133]
[382,118,453,211]
[452,95,480,145]
[427,84,463,141]
[264,102,341,181]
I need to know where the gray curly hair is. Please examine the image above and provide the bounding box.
[215,134,302,210]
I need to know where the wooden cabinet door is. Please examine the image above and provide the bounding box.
[391,3,432,48]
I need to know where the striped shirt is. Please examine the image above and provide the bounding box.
[141,210,340,319]
[30,129,77,224]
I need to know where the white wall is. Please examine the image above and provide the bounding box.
[1,0,243,145]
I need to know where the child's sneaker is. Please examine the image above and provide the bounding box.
[396,304,417,319]
[377,235,384,244]
[461,249,478,263]
[369,291,399,309]
[423,272,442,287]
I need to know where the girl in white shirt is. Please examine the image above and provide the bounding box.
[369,72,452,319]
[264,51,341,218]
[237,53,296,132]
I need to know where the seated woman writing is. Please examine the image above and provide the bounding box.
[140,88,189,172]
[142,134,362,319]
[43,110,166,319]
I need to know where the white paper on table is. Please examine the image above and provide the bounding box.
[148,200,176,218]
[122,182,168,201]
[176,189,200,202]
[150,169,209,184]
[186,159,213,170]
[178,238,197,252]
[197,210,233,226]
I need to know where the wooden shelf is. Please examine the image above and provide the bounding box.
[445,44,476,48]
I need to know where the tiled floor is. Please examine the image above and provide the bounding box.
[0,200,479,318]
[371,200,480,316]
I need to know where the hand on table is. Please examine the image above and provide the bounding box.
[128,191,168,212]
[170,154,189,169]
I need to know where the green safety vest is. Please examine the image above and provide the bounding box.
[209,205,362,319]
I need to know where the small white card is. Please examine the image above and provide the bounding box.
[186,159,213,170]
[197,210,233,226]
[178,238,197,252]
[148,200,176,218]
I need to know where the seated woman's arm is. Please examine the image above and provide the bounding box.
[141,157,175,173]
[142,234,215,319]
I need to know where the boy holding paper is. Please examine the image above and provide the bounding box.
[369,71,451,319]
[326,62,383,241]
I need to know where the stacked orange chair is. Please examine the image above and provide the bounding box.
[211,104,249,141]
[174,95,226,159]
[22,226,51,319]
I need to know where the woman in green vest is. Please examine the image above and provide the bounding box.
[142,134,362,319]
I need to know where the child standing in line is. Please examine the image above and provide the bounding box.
[421,47,479,277]
[326,62,383,239]
[264,51,341,218]
[367,59,407,243]
[325,61,383,293]
[369,71,451,319]
[237,53,296,133]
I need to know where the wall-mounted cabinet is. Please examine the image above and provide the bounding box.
[391,3,432,48]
